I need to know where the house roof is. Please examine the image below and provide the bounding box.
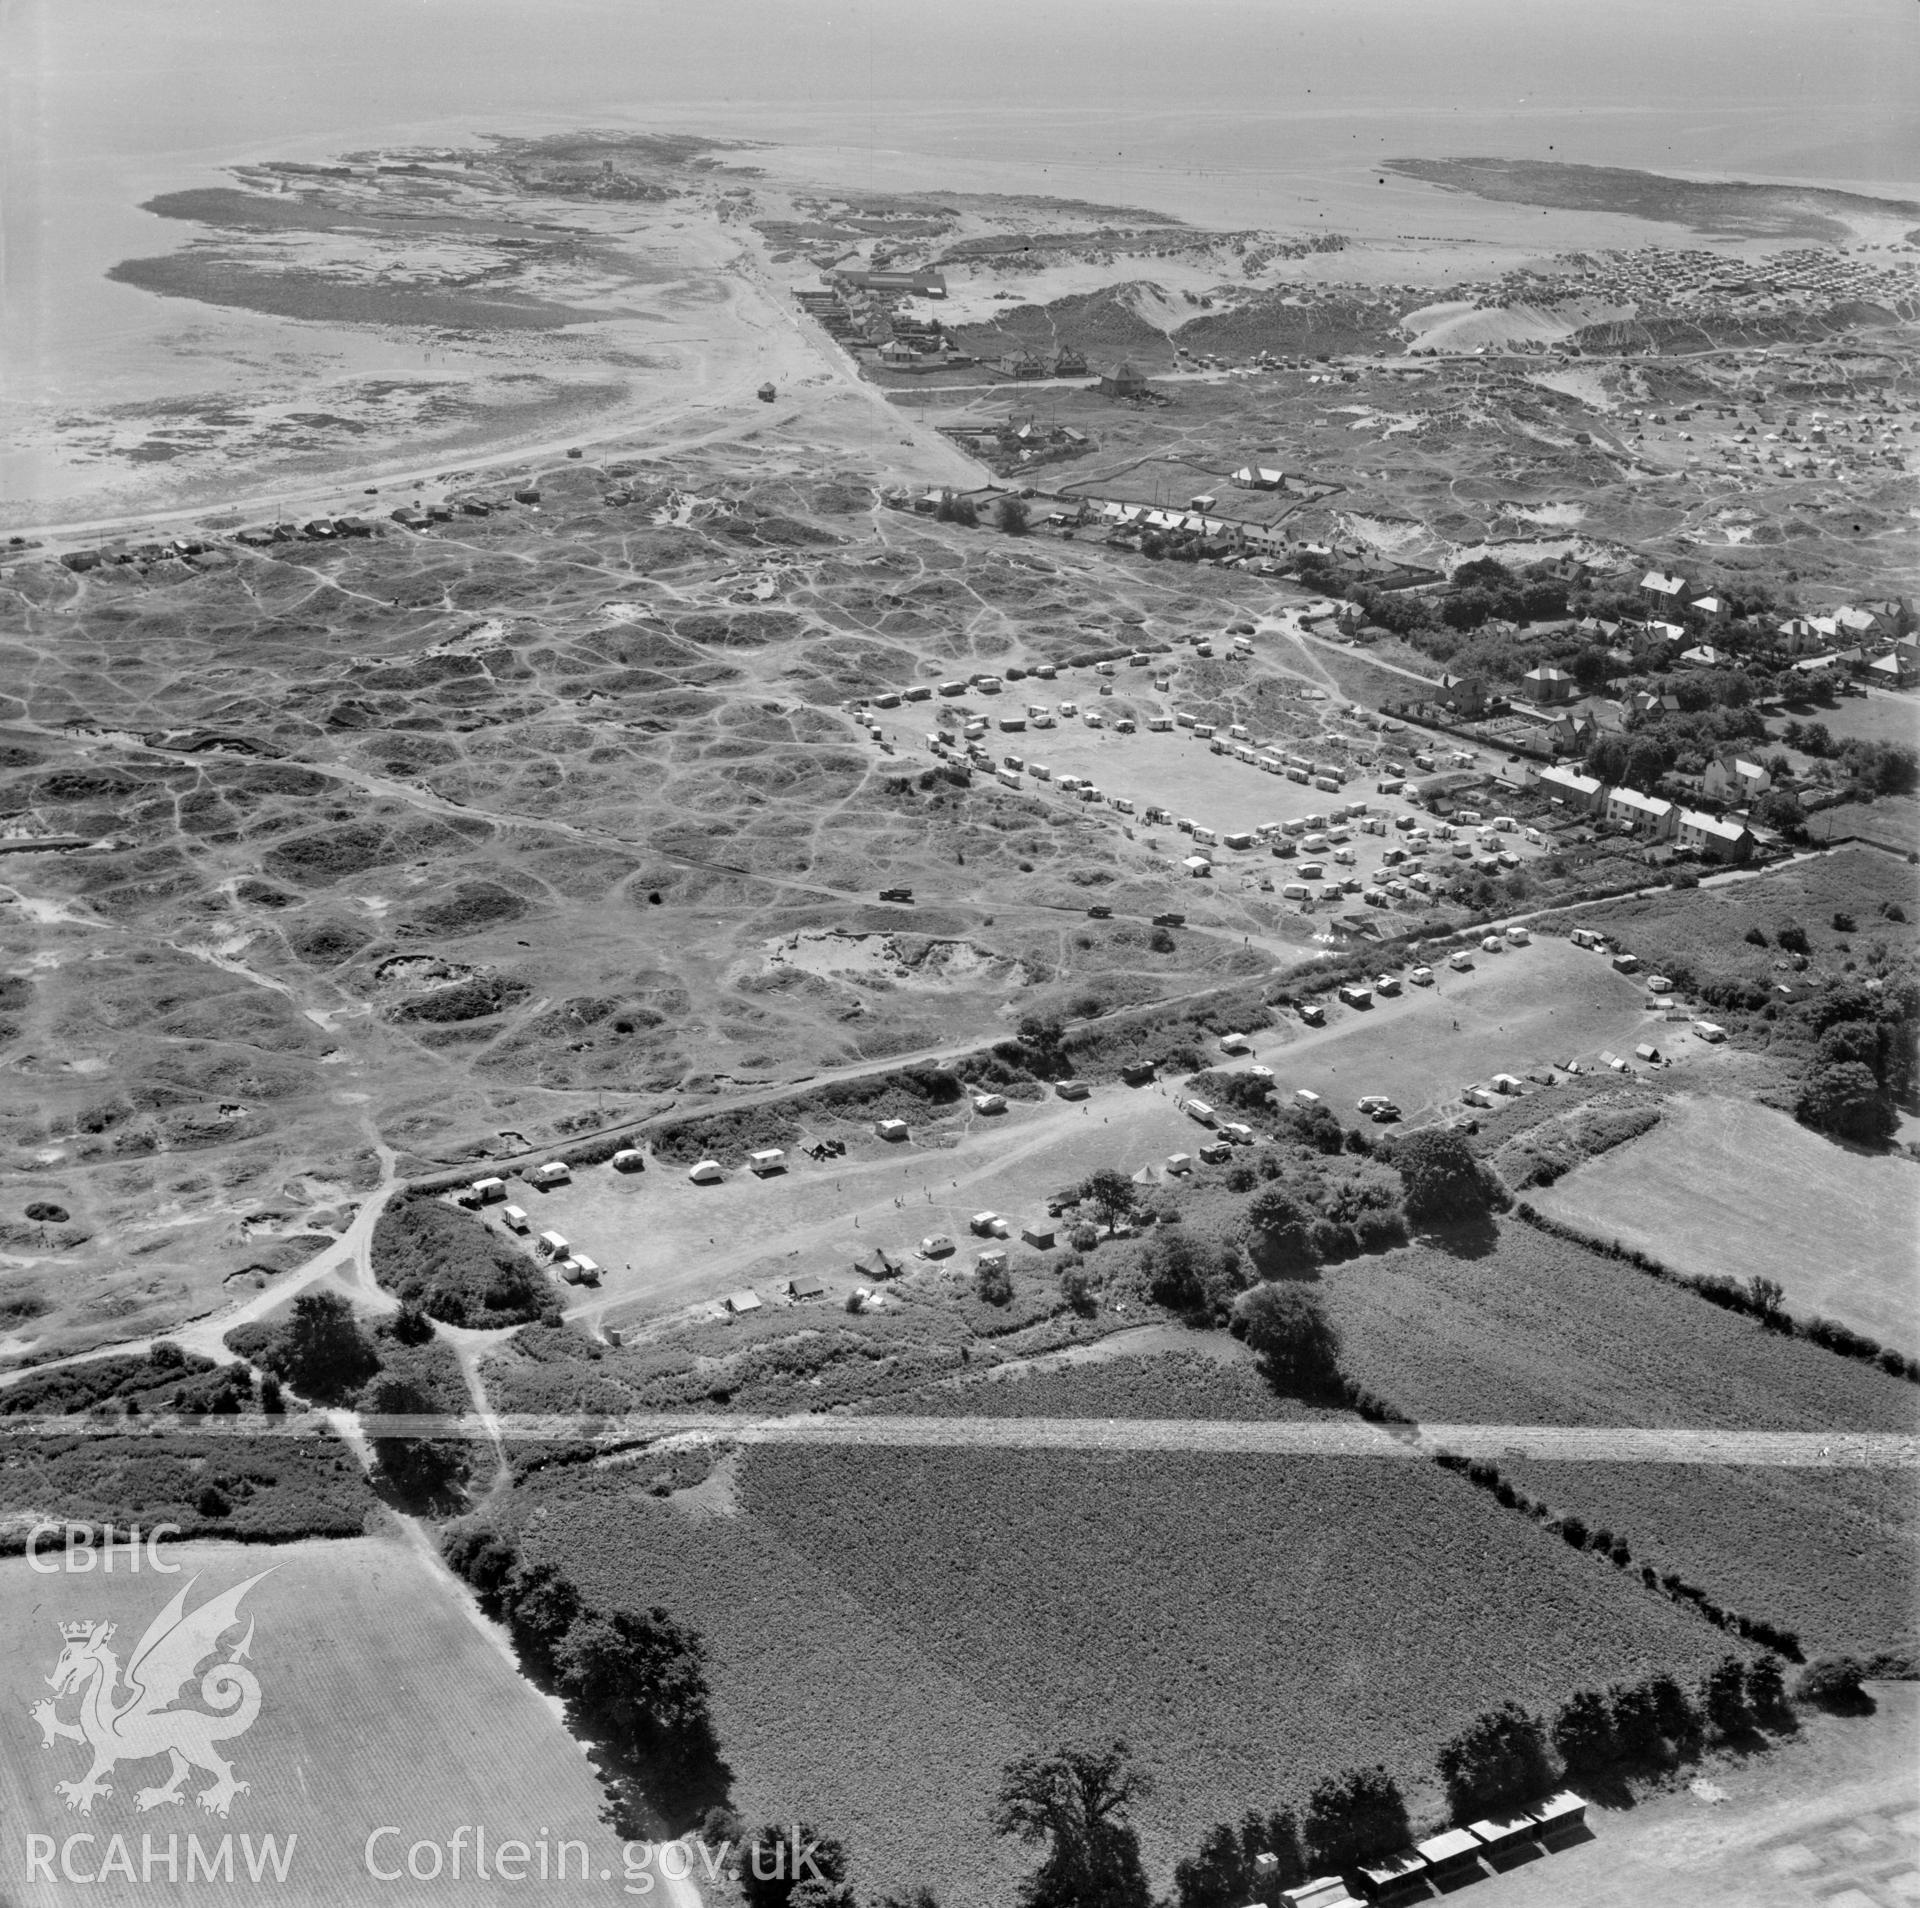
[1610,787,1672,816]
[1539,765,1601,795]
[1642,570,1687,595]
[1524,665,1571,682]
[1680,808,1748,841]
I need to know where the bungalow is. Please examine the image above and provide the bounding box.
[1536,763,1605,813]
[1677,809,1754,861]
[1679,644,1731,668]
[1605,786,1676,839]
[1521,664,1576,705]
[1689,594,1729,627]
[1701,755,1770,804]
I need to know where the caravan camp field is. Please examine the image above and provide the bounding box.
[1534,1094,1920,1350]
[0,1532,627,1908]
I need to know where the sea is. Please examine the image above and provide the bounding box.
[3,0,1916,512]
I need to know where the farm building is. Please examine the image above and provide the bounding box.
[1466,1810,1538,1858]
[1532,1792,1588,1836]
[1415,1827,1484,1878]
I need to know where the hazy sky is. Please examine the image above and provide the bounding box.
[4,0,1915,180]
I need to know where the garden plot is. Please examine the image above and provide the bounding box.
[1535,1093,1920,1350]
[0,1532,627,1908]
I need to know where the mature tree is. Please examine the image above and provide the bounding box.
[364,1372,469,1508]
[1436,1702,1554,1819]
[741,1824,849,1908]
[1172,1809,1304,1908]
[1701,1657,1753,1738]
[993,1741,1153,1908]
[1246,1184,1316,1273]
[444,1526,521,1613]
[1745,1656,1792,1728]
[1796,1061,1897,1146]
[276,1291,381,1403]
[1796,1656,1873,1712]
[1142,1229,1245,1318]
[1388,1126,1499,1225]
[553,1604,713,1752]
[499,1557,583,1666]
[1551,1690,1618,1774]
[1644,1671,1704,1754]
[997,496,1032,536]
[1083,1167,1141,1235]
[1233,1283,1344,1397]
[1607,1680,1666,1764]
[1302,1766,1409,1874]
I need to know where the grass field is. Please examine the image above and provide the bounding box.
[1575,847,1917,990]
[0,1531,630,1907]
[516,1448,1734,1902]
[1317,1224,1919,1658]
[1535,1093,1920,1350]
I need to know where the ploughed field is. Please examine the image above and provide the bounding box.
[0,1533,625,1908]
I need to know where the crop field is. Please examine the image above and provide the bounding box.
[1318,1225,1919,1656]
[1535,1093,1920,1350]
[0,1532,628,1907]
[514,1448,1732,1901]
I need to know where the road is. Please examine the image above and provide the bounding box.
[5,1410,1910,1469]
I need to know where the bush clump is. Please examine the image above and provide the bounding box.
[372,1196,558,1327]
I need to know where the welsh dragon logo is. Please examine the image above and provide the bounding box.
[30,1571,270,1817]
